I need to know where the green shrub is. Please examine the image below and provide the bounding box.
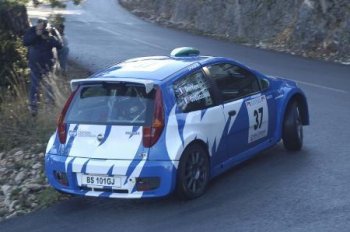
[0,0,29,96]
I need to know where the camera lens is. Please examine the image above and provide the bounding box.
[42,30,49,36]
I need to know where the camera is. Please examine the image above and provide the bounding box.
[42,28,50,36]
[41,26,59,39]
[50,27,59,37]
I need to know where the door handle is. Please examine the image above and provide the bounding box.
[228,110,236,117]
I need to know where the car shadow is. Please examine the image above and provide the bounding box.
[54,142,312,211]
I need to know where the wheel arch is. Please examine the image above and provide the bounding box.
[180,139,211,171]
[286,93,309,126]
[183,140,211,160]
[276,91,309,139]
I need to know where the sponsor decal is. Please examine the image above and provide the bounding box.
[69,130,97,138]
[125,131,140,136]
[246,95,269,143]
[187,63,200,71]
[68,130,77,137]
[97,134,104,142]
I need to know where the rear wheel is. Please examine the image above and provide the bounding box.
[176,144,210,200]
[282,101,303,151]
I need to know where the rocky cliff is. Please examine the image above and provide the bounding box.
[119,0,350,63]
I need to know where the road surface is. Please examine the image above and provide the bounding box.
[2,0,350,231]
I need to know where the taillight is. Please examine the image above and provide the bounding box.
[57,87,79,144]
[143,88,164,147]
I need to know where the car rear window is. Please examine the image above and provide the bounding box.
[65,83,155,125]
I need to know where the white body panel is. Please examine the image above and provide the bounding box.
[67,124,143,160]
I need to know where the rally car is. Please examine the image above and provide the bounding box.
[45,47,309,199]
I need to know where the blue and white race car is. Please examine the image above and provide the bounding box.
[45,47,309,199]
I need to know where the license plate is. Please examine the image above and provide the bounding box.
[81,174,121,188]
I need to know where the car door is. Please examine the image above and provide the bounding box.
[168,69,228,166]
[205,62,272,158]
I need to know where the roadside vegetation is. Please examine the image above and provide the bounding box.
[0,0,87,221]
[0,0,83,151]
[0,0,50,151]
[0,60,88,221]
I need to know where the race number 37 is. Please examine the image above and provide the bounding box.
[254,107,263,130]
[246,95,269,143]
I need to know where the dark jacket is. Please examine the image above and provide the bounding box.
[23,26,62,68]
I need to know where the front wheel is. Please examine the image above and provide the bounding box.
[282,101,303,151]
[176,144,210,200]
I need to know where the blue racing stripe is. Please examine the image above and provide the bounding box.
[98,125,112,146]
[215,116,232,154]
[63,124,79,156]
[107,165,114,176]
[225,116,232,135]
[81,159,90,174]
[66,157,76,173]
[123,141,144,185]
[200,108,207,120]
[211,138,217,156]
[129,126,141,139]
[175,108,186,146]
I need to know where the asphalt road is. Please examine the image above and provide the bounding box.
[2,0,350,231]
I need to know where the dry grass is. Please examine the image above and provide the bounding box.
[0,62,89,151]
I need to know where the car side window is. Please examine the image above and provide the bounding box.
[173,70,214,112]
[207,63,260,102]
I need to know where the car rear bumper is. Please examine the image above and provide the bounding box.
[45,154,178,198]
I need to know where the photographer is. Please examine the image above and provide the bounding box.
[23,18,62,116]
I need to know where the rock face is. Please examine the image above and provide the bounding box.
[119,0,350,63]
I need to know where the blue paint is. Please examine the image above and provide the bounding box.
[99,191,112,198]
[107,165,114,176]
[45,52,309,199]
[123,141,145,185]
[211,138,217,156]
[66,157,76,174]
[200,108,207,120]
[81,159,89,174]
[175,108,186,146]
[129,126,141,139]
[90,56,208,81]
[225,116,232,135]
[63,124,79,156]
[98,125,112,146]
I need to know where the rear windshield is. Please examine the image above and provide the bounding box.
[65,83,155,125]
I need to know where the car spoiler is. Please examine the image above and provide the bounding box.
[70,77,155,93]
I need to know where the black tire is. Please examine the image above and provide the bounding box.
[176,144,210,200]
[282,101,303,151]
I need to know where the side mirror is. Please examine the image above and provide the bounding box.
[260,78,269,91]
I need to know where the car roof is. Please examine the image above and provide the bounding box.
[89,56,214,82]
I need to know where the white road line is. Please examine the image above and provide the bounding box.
[93,27,349,95]
[97,26,166,50]
[293,80,348,94]
[132,38,167,50]
[97,26,122,36]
